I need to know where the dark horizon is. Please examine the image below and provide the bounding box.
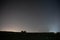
[0,31,58,40]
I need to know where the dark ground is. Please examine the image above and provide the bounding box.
[0,31,60,40]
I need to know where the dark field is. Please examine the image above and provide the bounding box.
[0,31,60,40]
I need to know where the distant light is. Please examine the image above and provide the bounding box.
[54,32,57,34]
[49,24,58,33]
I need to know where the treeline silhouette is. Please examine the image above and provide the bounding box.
[0,31,60,40]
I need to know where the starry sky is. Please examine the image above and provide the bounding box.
[0,0,60,32]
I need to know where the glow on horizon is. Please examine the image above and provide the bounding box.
[49,24,58,33]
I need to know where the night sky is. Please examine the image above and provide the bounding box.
[0,0,60,32]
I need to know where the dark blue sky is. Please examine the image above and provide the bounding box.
[0,0,60,32]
